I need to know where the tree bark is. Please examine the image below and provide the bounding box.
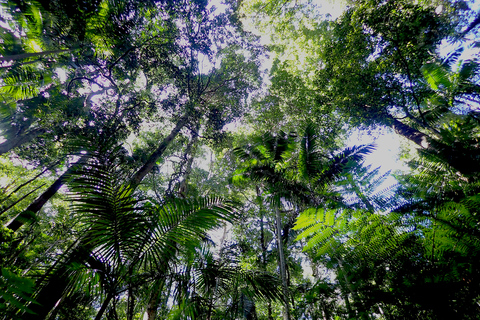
[126,284,135,320]
[145,258,170,320]
[170,125,199,197]
[275,205,290,320]
[5,155,87,231]
[388,116,431,149]
[146,280,163,320]
[21,242,95,320]
[130,115,189,188]
[7,115,189,233]
[95,291,115,320]
[342,291,355,320]
[0,128,45,156]
[386,115,479,176]
[256,187,268,270]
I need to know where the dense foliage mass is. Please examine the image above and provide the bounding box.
[1,0,480,319]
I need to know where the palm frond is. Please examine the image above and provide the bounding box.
[0,64,52,100]
[239,269,284,302]
[137,197,237,270]
[421,62,452,91]
[314,144,375,187]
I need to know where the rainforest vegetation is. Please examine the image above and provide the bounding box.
[1,0,480,319]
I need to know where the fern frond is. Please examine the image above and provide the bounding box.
[0,64,52,100]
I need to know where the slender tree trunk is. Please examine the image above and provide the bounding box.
[274,205,290,320]
[95,291,115,320]
[5,155,87,231]
[267,302,273,320]
[337,258,370,320]
[256,187,274,319]
[146,281,161,320]
[261,214,271,318]
[130,115,189,188]
[342,291,355,319]
[256,187,268,270]
[146,265,169,320]
[126,284,135,320]
[0,128,45,156]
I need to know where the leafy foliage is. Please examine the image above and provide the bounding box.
[2,0,480,319]
[0,267,37,317]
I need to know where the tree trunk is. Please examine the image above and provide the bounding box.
[130,115,189,188]
[257,187,272,319]
[387,115,479,176]
[337,258,370,320]
[146,280,164,320]
[275,205,290,320]
[0,128,45,156]
[145,260,170,320]
[126,284,135,320]
[8,115,189,232]
[171,125,199,197]
[20,242,96,320]
[95,291,115,320]
[256,186,268,271]
[5,155,87,231]
[342,291,355,320]
[388,116,432,149]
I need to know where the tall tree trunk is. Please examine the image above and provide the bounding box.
[256,186,268,271]
[21,241,96,320]
[130,115,189,188]
[388,116,432,149]
[8,115,189,232]
[5,155,87,231]
[146,261,169,320]
[126,284,135,320]
[146,281,162,320]
[95,291,115,320]
[386,115,478,176]
[337,258,370,320]
[274,205,290,320]
[342,291,355,320]
[0,128,45,156]
[171,125,199,197]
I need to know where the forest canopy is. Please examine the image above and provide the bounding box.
[1,0,480,319]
